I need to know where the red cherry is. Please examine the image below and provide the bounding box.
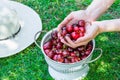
[87,43,93,50]
[73,26,79,32]
[64,58,70,63]
[79,27,85,33]
[46,51,54,58]
[62,50,70,57]
[74,57,81,62]
[53,54,58,61]
[67,47,73,52]
[81,55,87,60]
[52,40,57,45]
[56,39,61,43]
[78,20,85,27]
[44,49,51,54]
[79,32,84,37]
[85,50,91,55]
[70,52,76,57]
[61,26,66,30]
[51,31,58,39]
[57,54,64,63]
[61,29,67,37]
[71,58,76,63]
[56,42,63,49]
[77,46,85,51]
[73,24,79,31]
[56,49,63,54]
[52,45,56,49]
[43,40,52,50]
[80,52,85,56]
[66,25,73,33]
[71,32,80,40]
[71,57,80,63]
[58,58,64,63]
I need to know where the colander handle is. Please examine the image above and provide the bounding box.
[84,48,103,64]
[34,30,47,49]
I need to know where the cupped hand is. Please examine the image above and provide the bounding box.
[57,10,95,48]
[60,22,101,48]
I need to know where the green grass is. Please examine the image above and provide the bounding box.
[0,0,120,80]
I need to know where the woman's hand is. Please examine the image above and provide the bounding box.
[60,22,101,48]
[57,10,93,47]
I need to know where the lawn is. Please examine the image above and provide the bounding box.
[0,0,120,80]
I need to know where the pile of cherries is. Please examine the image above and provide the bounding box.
[43,20,93,63]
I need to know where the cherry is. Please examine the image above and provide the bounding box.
[87,44,93,50]
[44,49,51,54]
[78,20,85,27]
[61,26,66,30]
[64,58,70,63]
[71,57,80,63]
[58,58,64,63]
[56,42,63,49]
[61,29,67,37]
[73,25,79,32]
[85,50,91,55]
[79,32,84,37]
[70,52,76,57]
[77,46,85,51]
[71,58,76,63]
[52,45,56,49]
[74,57,81,62]
[57,54,64,63]
[79,27,85,33]
[43,40,52,50]
[80,52,85,56]
[56,38,61,43]
[56,49,63,54]
[52,40,57,45]
[66,25,73,33]
[51,31,58,39]
[67,47,73,52]
[53,54,58,61]
[71,32,80,40]
[62,50,70,57]
[81,55,87,60]
[46,50,54,59]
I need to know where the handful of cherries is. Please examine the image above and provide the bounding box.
[61,20,86,40]
[43,20,93,63]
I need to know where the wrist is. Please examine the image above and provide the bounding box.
[92,21,104,33]
[85,9,97,22]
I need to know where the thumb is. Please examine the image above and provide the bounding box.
[74,34,91,43]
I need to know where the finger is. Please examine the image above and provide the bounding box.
[57,14,73,31]
[61,38,73,48]
[67,19,78,25]
[65,36,87,48]
[65,36,75,45]
[75,41,88,47]
[74,34,91,43]
[68,41,88,48]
